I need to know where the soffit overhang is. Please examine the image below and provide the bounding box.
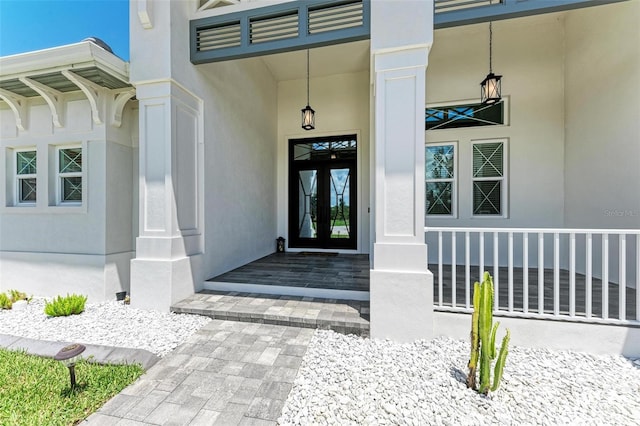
[0,41,131,98]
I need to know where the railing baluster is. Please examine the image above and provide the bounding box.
[619,234,626,321]
[465,231,470,309]
[554,233,560,316]
[423,227,639,325]
[569,233,576,317]
[508,231,514,313]
[438,231,443,307]
[451,232,456,308]
[603,234,609,320]
[586,233,592,319]
[523,232,528,314]
[538,232,544,314]
[494,232,499,312]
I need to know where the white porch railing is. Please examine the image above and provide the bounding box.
[425,227,640,325]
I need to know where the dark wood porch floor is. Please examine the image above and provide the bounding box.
[207,253,370,292]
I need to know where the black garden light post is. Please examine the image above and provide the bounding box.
[54,343,86,388]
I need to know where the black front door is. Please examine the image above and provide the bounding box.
[289,135,357,249]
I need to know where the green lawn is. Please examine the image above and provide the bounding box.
[0,349,144,426]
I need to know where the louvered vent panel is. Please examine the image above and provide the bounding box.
[435,0,501,13]
[308,1,364,34]
[250,12,299,44]
[197,22,241,52]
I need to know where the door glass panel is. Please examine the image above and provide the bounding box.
[298,170,318,239]
[329,168,350,239]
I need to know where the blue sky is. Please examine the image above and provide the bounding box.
[0,0,129,60]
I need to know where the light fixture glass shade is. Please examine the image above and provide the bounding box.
[481,72,502,105]
[301,105,315,130]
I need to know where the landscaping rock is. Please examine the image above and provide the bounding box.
[279,330,640,426]
[0,298,210,357]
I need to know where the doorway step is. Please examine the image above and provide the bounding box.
[171,290,370,336]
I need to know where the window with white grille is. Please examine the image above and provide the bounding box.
[472,139,507,216]
[16,149,37,205]
[57,147,83,204]
[426,142,457,216]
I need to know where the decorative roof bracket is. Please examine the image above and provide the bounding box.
[137,0,153,29]
[62,69,104,125]
[112,89,136,128]
[0,88,28,131]
[19,76,64,128]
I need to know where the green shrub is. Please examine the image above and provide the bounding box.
[8,289,31,303]
[0,293,12,310]
[44,294,87,317]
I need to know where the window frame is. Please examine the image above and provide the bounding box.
[425,141,458,218]
[14,148,37,206]
[56,145,83,206]
[471,138,509,218]
[426,97,509,132]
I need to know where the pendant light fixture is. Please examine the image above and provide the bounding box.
[301,49,315,130]
[480,11,502,105]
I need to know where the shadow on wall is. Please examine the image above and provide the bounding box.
[623,328,640,358]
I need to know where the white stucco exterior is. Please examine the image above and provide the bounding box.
[0,43,136,302]
[426,2,640,231]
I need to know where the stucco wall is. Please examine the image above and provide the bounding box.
[199,59,278,278]
[129,0,278,285]
[564,1,640,230]
[277,71,371,253]
[0,93,136,301]
[425,4,638,284]
[426,13,566,229]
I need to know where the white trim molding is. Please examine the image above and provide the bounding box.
[0,88,28,131]
[19,77,64,128]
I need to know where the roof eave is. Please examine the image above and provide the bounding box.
[0,41,129,84]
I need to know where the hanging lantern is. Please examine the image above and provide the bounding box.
[481,72,502,105]
[301,105,315,130]
[301,50,315,130]
[480,14,502,105]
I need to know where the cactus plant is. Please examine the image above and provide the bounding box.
[466,271,510,394]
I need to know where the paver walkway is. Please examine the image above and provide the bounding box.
[84,319,315,425]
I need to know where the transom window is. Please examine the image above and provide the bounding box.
[425,143,456,216]
[426,101,504,131]
[16,149,37,204]
[472,140,507,216]
[292,136,357,161]
[58,147,83,204]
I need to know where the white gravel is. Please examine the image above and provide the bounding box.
[279,330,640,426]
[3,300,640,424]
[0,298,210,357]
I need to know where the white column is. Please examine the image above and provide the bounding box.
[130,80,204,311]
[369,0,434,342]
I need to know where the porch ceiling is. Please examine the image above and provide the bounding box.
[201,39,369,82]
[261,39,369,81]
